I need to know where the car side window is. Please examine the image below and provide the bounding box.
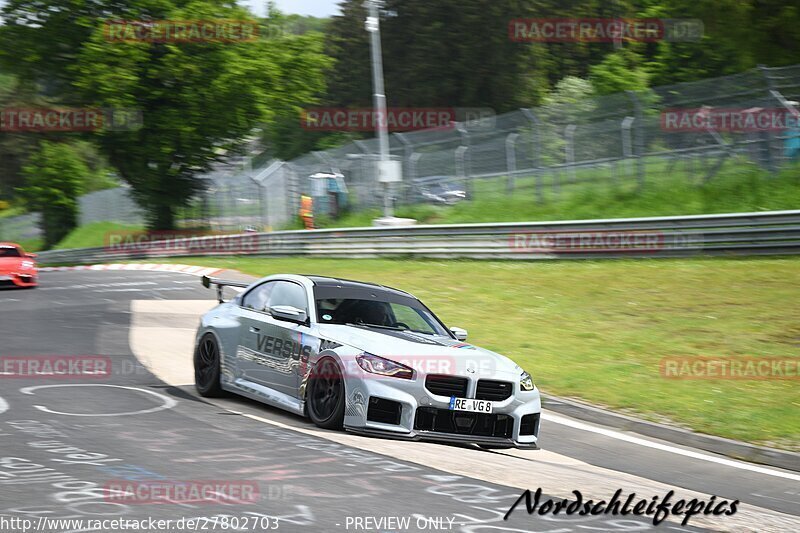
[268,281,308,312]
[242,281,276,311]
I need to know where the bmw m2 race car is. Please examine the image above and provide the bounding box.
[0,242,38,288]
[195,274,541,449]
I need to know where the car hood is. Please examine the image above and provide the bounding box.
[0,257,28,273]
[317,324,523,379]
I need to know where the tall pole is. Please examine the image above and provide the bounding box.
[365,0,393,217]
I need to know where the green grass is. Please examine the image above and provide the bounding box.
[162,255,800,451]
[318,157,800,228]
[17,238,43,252]
[0,205,27,219]
[52,221,144,250]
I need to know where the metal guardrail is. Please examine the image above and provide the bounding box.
[36,210,800,265]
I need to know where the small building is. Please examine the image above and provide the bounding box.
[309,172,349,219]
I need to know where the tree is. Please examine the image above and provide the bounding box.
[2,0,330,229]
[590,49,650,95]
[324,0,372,109]
[17,141,86,247]
[71,1,319,229]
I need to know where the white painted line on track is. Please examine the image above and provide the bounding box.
[93,286,201,293]
[91,288,146,293]
[0,396,7,415]
[541,412,800,482]
[42,281,159,290]
[19,384,178,416]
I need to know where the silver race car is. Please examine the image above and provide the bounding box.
[195,274,541,449]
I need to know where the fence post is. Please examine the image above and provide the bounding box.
[286,164,300,223]
[455,146,468,179]
[564,124,577,184]
[505,133,519,194]
[393,132,414,205]
[409,152,422,203]
[521,108,543,203]
[351,141,375,208]
[621,116,634,180]
[625,90,646,191]
[455,124,472,196]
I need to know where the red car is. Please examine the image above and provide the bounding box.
[0,242,38,288]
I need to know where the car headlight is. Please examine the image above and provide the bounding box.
[20,261,35,270]
[520,371,535,391]
[356,354,414,380]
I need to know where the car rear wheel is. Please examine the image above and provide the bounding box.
[195,333,224,397]
[307,357,345,429]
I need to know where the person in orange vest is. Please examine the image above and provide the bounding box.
[300,195,314,230]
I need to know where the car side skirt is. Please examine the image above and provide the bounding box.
[222,378,306,417]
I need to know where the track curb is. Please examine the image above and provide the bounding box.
[39,263,222,277]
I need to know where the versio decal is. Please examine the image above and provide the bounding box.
[256,334,314,359]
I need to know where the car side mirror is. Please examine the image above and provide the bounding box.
[27,253,37,258]
[270,305,308,325]
[450,326,468,341]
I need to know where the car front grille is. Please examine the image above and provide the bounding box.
[414,407,514,438]
[475,380,513,401]
[425,374,468,398]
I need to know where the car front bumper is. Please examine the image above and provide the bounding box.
[342,372,541,449]
[0,272,37,288]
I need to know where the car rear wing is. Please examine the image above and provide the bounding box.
[202,275,250,303]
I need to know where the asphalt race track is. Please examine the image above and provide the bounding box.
[1,269,798,533]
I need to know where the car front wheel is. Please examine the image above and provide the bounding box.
[307,357,345,429]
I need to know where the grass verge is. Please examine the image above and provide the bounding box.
[52,222,144,250]
[317,158,800,228]
[159,255,800,451]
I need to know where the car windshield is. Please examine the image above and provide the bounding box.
[0,247,21,258]
[313,285,449,336]
[316,298,448,336]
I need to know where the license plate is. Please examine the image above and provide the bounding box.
[0,276,11,281]
[449,397,493,414]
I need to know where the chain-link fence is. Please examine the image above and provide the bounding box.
[286,64,800,216]
[79,187,145,227]
[2,64,799,245]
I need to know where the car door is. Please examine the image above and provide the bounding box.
[236,280,277,389]
[237,280,312,398]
